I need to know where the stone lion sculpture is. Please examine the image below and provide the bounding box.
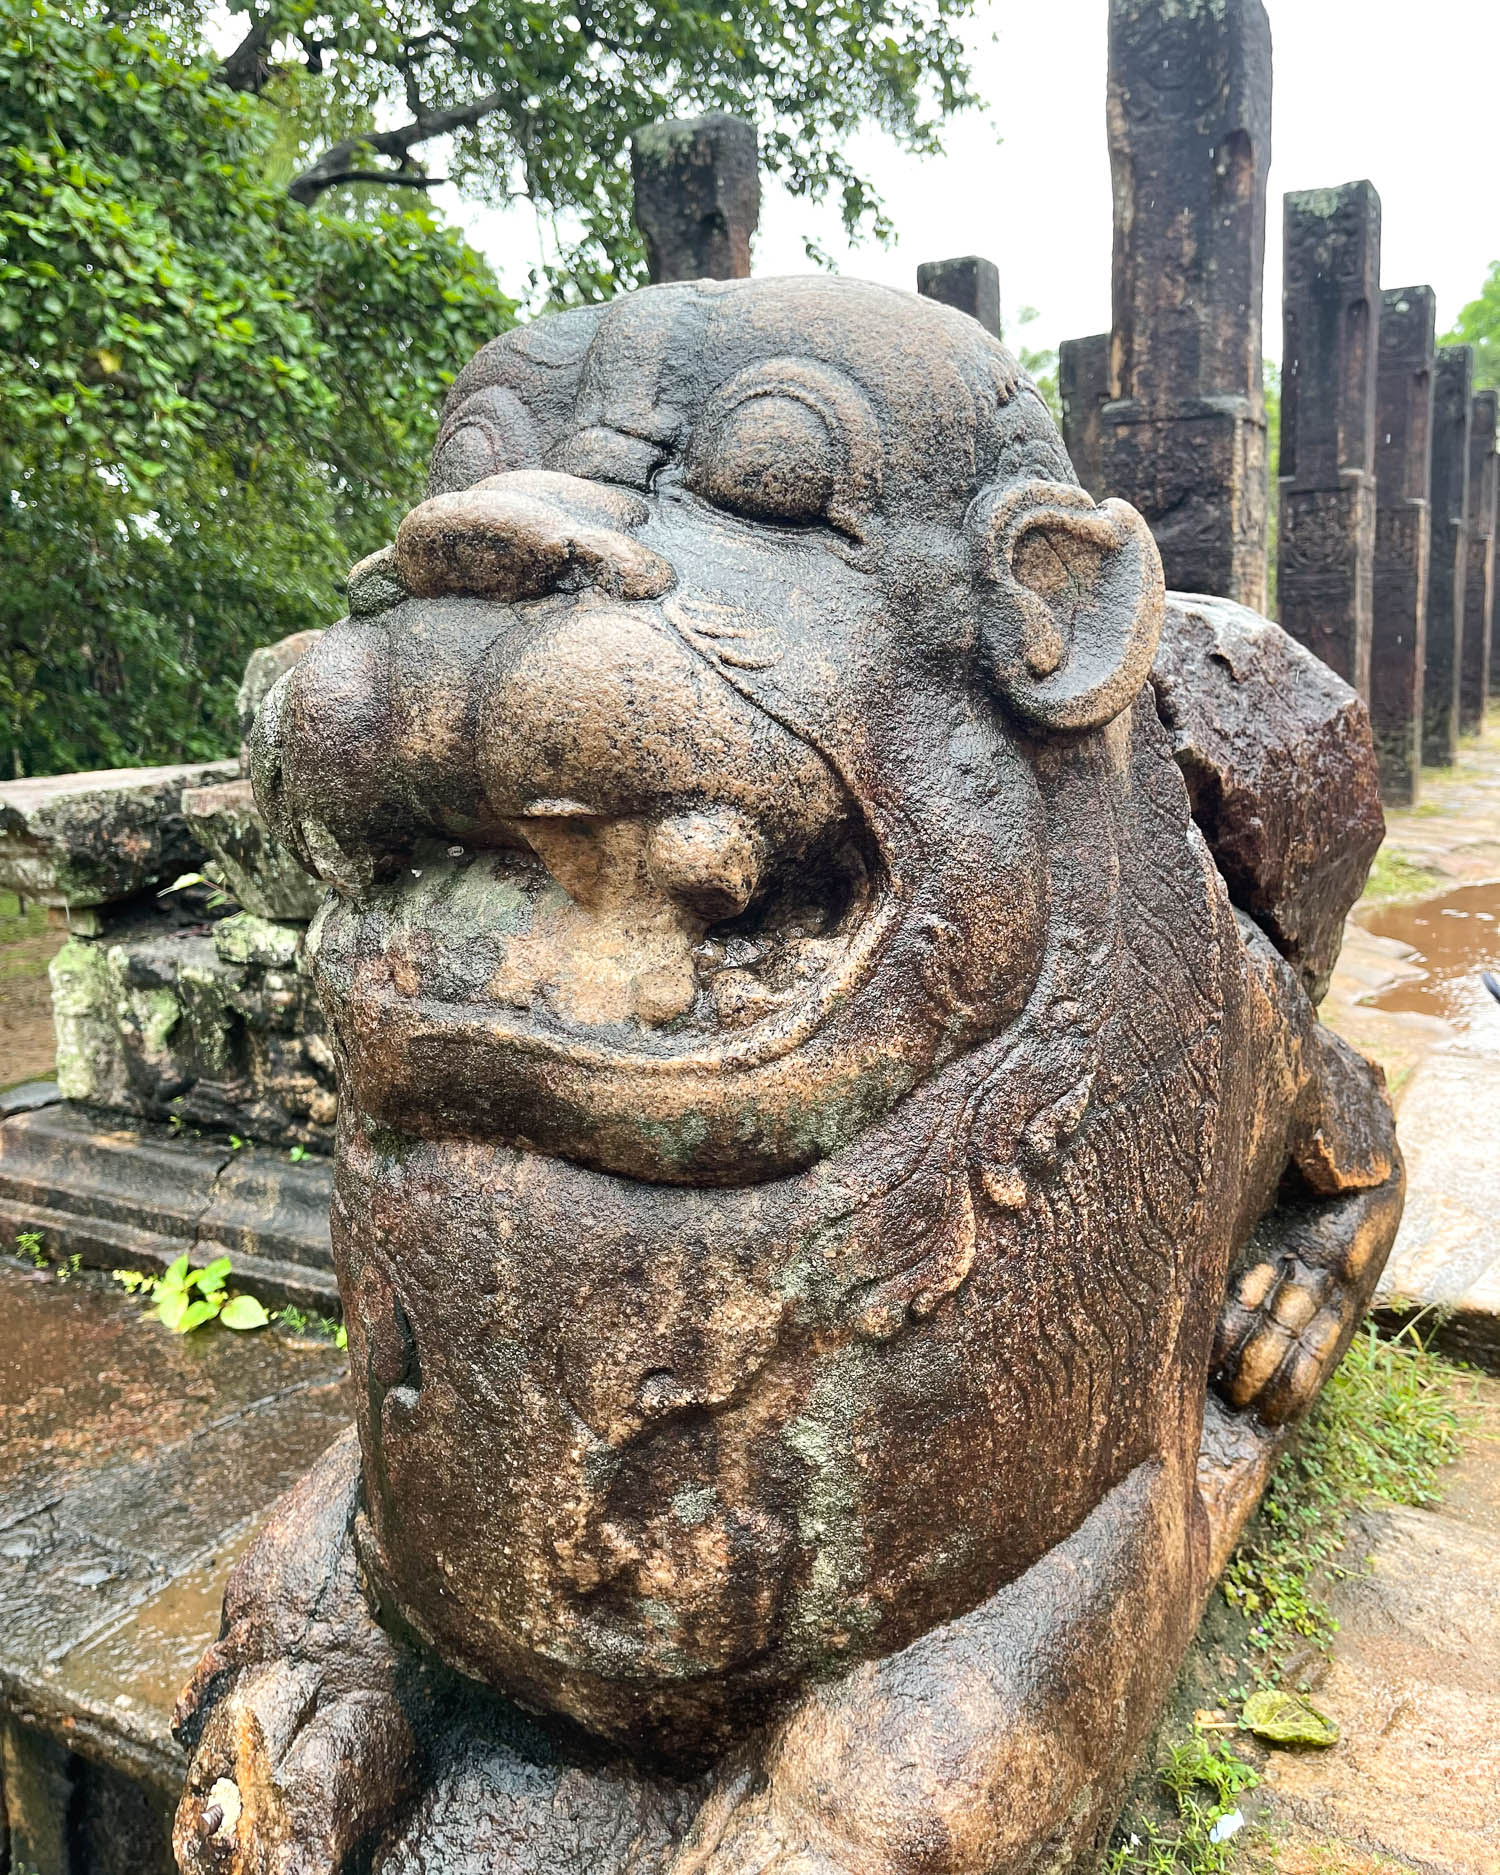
[173,277,1400,1875]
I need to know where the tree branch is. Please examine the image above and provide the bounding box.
[287,91,505,204]
[307,170,449,193]
[219,12,278,94]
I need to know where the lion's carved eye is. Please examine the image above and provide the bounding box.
[687,394,836,528]
[430,386,541,495]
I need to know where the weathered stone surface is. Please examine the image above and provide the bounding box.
[0,1263,347,1869]
[182,776,325,921]
[178,278,1400,1875]
[1425,346,1473,764]
[1152,594,1385,1002]
[1059,331,1109,499]
[0,1101,336,1307]
[630,114,759,284]
[1277,182,1382,697]
[0,763,236,909]
[48,909,335,1151]
[1370,285,1436,805]
[915,255,1001,339]
[236,629,323,763]
[1461,389,1497,734]
[1101,0,1272,609]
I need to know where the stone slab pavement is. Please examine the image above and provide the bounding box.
[1324,727,1500,1366]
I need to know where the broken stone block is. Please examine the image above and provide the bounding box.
[1461,389,1497,733]
[1152,593,1385,1002]
[0,763,237,908]
[629,113,759,283]
[915,256,1002,339]
[1059,332,1109,498]
[182,777,324,922]
[48,910,335,1150]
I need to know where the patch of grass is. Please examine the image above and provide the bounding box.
[274,1302,347,1349]
[1110,1321,1467,1871]
[1108,1731,1260,1874]
[1224,1320,1465,1672]
[1359,850,1445,904]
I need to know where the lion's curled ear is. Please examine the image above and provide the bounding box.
[966,480,1164,732]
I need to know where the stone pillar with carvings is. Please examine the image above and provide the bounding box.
[1424,348,1472,764]
[1099,0,1272,609]
[630,113,759,284]
[916,256,1002,340]
[1276,182,1381,698]
[1370,286,1435,804]
[1460,390,1498,734]
[1060,334,1110,499]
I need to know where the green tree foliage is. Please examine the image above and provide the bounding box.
[1,0,513,776]
[1444,261,1500,392]
[158,0,979,295]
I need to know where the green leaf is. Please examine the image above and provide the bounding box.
[191,1256,233,1294]
[159,1252,191,1292]
[155,1286,189,1330]
[176,1295,224,1333]
[220,1293,270,1331]
[1241,1689,1340,1748]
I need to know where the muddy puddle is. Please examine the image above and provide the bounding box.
[1359,880,1500,1048]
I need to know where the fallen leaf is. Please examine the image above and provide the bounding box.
[1241,1688,1339,1748]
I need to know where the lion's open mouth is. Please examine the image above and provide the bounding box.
[333,810,889,1072]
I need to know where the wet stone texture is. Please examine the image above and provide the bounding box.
[1461,390,1497,735]
[915,256,1002,340]
[0,1263,348,1872]
[1370,285,1436,807]
[1277,181,1382,700]
[0,764,236,910]
[1100,0,1272,610]
[630,114,759,286]
[48,907,335,1152]
[174,277,1401,1875]
[1425,347,1474,766]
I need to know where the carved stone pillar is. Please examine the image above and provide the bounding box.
[1370,286,1435,804]
[1276,182,1381,698]
[1461,390,1498,733]
[1099,0,1272,609]
[630,114,759,283]
[916,256,1002,340]
[1060,334,1109,498]
[1424,347,1472,764]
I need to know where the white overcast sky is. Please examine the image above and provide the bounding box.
[440,0,1500,362]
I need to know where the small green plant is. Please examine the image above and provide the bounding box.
[273,1302,347,1350]
[287,1144,308,1162]
[14,1229,47,1269]
[159,870,240,912]
[1107,1733,1259,1873]
[114,1255,270,1334]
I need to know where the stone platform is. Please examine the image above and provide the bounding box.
[0,1261,348,1872]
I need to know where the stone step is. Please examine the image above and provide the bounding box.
[0,1094,336,1312]
[0,1262,349,1873]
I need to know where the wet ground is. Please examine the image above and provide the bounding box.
[1321,731,1500,1360]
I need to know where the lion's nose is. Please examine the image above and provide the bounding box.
[393,470,675,604]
